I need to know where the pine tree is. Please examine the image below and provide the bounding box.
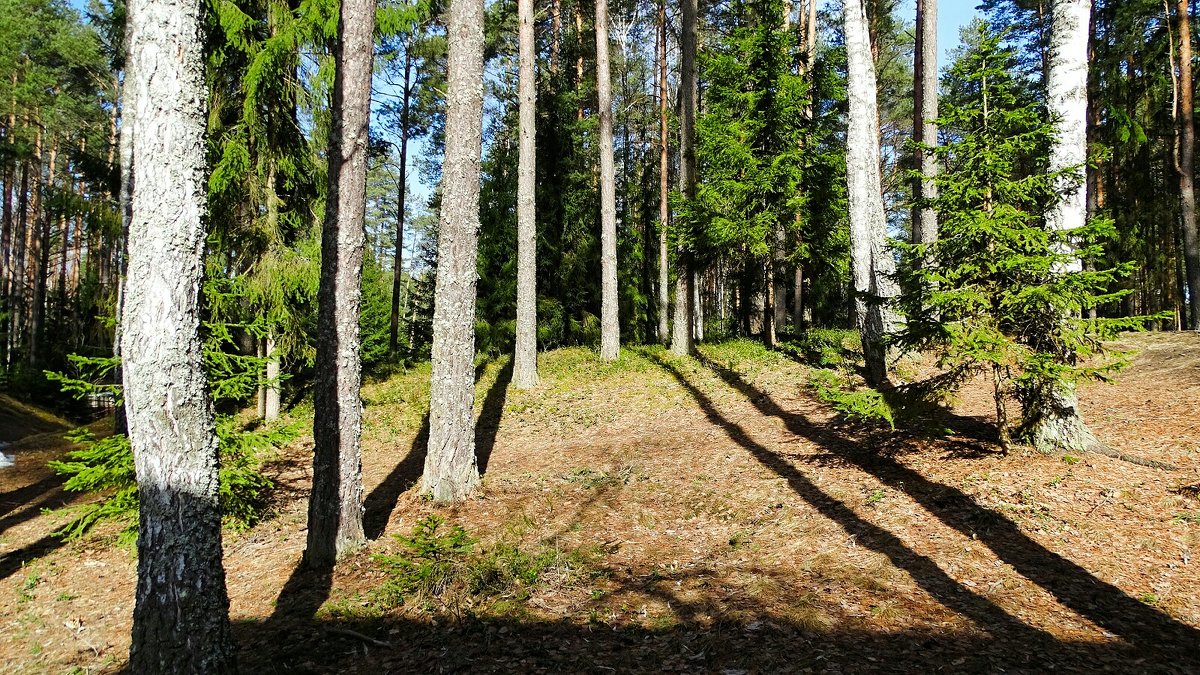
[424,0,485,501]
[513,0,539,386]
[122,0,235,668]
[596,0,620,361]
[307,0,377,566]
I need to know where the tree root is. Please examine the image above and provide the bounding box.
[1085,440,1179,471]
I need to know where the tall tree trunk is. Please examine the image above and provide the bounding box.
[844,0,899,386]
[657,0,670,344]
[551,0,562,76]
[912,0,939,251]
[671,0,698,357]
[28,140,54,367]
[424,0,485,501]
[11,159,28,361]
[597,0,620,361]
[576,6,585,121]
[1024,0,1101,453]
[1176,0,1200,329]
[514,0,539,387]
[123,0,234,669]
[307,0,376,565]
[1,140,11,368]
[390,45,413,355]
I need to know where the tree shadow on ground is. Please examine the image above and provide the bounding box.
[270,358,514,631]
[679,352,1200,664]
[231,601,1160,674]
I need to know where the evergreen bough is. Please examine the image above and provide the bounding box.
[896,25,1147,449]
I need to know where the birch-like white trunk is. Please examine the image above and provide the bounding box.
[424,0,485,500]
[122,0,234,669]
[1024,0,1099,453]
[307,0,376,565]
[597,0,620,361]
[843,0,899,385]
[513,0,539,387]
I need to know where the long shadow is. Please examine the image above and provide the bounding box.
[475,359,512,474]
[0,484,78,538]
[652,357,1059,656]
[230,586,1151,674]
[0,533,67,580]
[690,353,1200,663]
[362,415,428,540]
[0,474,63,516]
[362,359,507,541]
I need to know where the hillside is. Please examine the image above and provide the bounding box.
[1,333,1199,673]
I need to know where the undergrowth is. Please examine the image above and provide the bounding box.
[807,369,895,429]
[48,417,294,545]
[369,515,601,618]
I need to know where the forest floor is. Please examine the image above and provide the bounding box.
[1,332,1199,673]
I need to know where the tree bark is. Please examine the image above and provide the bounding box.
[1175,0,1200,329]
[424,0,485,501]
[912,0,939,251]
[390,45,413,355]
[844,0,899,386]
[672,0,698,357]
[597,0,620,361]
[1024,0,1101,453]
[122,0,234,669]
[307,0,376,566]
[657,0,670,344]
[28,141,54,367]
[514,0,539,387]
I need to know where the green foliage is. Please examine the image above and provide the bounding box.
[48,418,293,543]
[778,329,860,369]
[896,24,1143,441]
[807,369,895,430]
[371,515,598,613]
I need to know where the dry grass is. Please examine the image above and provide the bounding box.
[1,334,1199,673]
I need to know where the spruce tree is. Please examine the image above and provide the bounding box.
[897,23,1137,449]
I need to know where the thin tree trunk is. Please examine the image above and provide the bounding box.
[576,6,585,121]
[11,159,28,360]
[694,269,704,341]
[28,140,54,367]
[844,0,899,386]
[264,331,280,419]
[657,0,670,344]
[424,0,485,501]
[307,0,376,565]
[792,265,804,331]
[123,0,234,668]
[390,45,413,355]
[597,0,620,361]
[514,0,539,387]
[551,0,562,76]
[672,0,698,357]
[1024,0,1101,453]
[764,261,777,348]
[912,0,939,251]
[1176,0,1200,329]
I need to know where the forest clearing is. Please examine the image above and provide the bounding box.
[7,0,1200,670]
[2,332,1198,673]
